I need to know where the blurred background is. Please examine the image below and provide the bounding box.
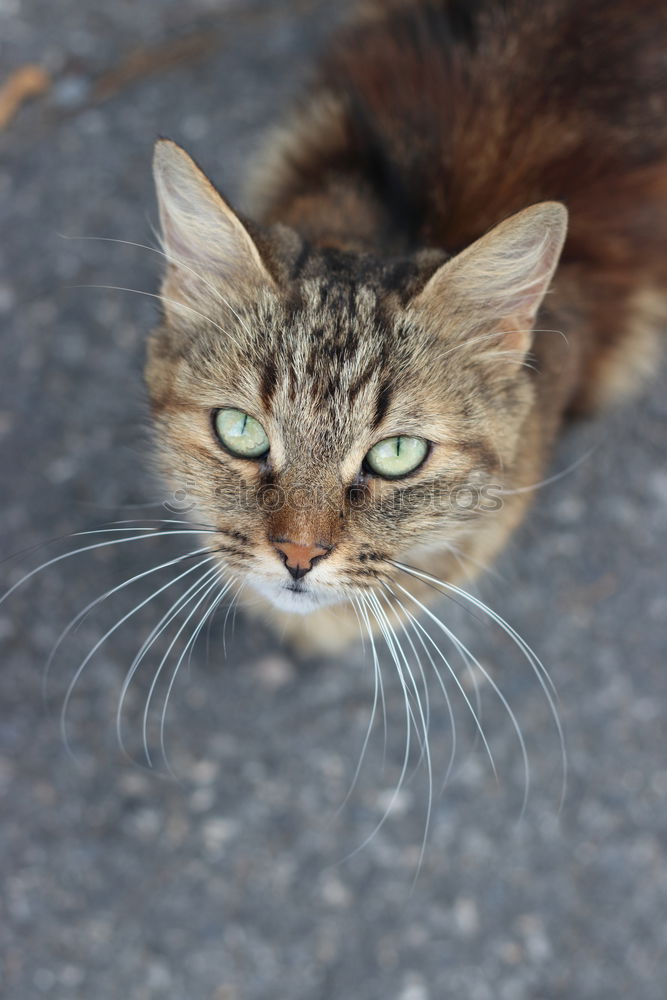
[1,1,666,998]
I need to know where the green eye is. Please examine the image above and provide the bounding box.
[213,408,269,459]
[364,435,429,479]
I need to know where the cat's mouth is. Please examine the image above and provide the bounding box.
[247,572,341,614]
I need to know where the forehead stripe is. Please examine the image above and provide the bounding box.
[372,379,393,429]
[260,356,278,408]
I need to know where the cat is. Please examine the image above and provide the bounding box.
[146,0,667,654]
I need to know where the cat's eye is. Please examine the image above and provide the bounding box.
[364,435,429,479]
[213,408,269,459]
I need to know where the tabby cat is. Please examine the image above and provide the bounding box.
[146,0,667,652]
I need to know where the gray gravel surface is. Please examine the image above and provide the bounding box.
[1,2,666,998]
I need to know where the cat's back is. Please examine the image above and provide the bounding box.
[255,0,667,270]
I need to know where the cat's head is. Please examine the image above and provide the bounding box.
[146,140,566,613]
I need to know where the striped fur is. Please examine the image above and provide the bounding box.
[146,0,666,649]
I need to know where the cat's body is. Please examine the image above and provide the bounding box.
[254,0,667,411]
[146,0,667,650]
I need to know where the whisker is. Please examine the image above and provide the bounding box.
[433,327,568,364]
[392,579,531,818]
[115,558,221,760]
[378,589,431,773]
[348,593,367,657]
[401,603,458,793]
[384,583,494,788]
[440,538,502,583]
[498,447,597,496]
[70,283,242,348]
[384,583,497,779]
[140,565,224,767]
[0,520,210,573]
[78,517,217,531]
[1,529,216,609]
[363,591,428,846]
[62,233,254,341]
[391,565,487,728]
[376,588,433,885]
[43,543,215,701]
[336,592,414,863]
[221,580,244,659]
[393,562,567,810]
[229,580,245,641]
[357,592,388,762]
[184,577,228,676]
[59,554,217,759]
[367,590,420,759]
[380,587,458,788]
[334,594,383,815]
[158,576,232,777]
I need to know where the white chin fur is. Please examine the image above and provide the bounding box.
[248,575,341,614]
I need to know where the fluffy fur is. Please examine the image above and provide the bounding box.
[146,0,666,650]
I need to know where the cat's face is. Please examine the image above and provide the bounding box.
[146,141,566,613]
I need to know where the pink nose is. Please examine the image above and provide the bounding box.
[272,539,331,581]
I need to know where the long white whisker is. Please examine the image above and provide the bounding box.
[230,580,246,640]
[367,591,418,758]
[200,575,244,670]
[71,283,241,346]
[1,529,216,609]
[434,327,568,363]
[358,593,388,762]
[337,592,414,862]
[405,607,458,792]
[392,561,566,810]
[43,544,214,701]
[498,448,597,497]
[59,555,216,758]
[392,580,531,818]
[376,589,433,884]
[159,577,231,776]
[348,592,367,657]
[185,577,231,677]
[335,594,382,815]
[379,589,431,773]
[393,554,487,755]
[76,518,216,531]
[366,592,429,840]
[369,591,425,755]
[115,558,221,759]
[0,526,163,572]
[440,537,502,582]
[221,580,244,658]
[141,566,224,767]
[63,234,254,341]
[383,587,458,793]
[386,583,497,779]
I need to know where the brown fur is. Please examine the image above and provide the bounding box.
[146,0,666,650]
[254,0,667,410]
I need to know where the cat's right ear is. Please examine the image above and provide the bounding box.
[152,139,275,310]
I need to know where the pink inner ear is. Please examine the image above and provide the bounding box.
[409,204,567,360]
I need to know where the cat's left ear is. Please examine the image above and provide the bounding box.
[410,202,568,362]
[153,139,275,308]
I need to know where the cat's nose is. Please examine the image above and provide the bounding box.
[271,538,332,580]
